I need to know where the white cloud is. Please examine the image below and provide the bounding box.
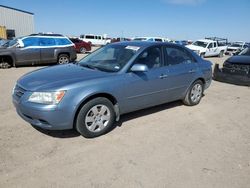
[164,0,206,5]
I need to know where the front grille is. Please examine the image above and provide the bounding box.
[14,85,26,99]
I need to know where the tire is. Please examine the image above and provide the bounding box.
[76,97,115,138]
[58,54,69,64]
[183,80,204,106]
[200,53,205,58]
[79,47,86,54]
[219,51,224,58]
[0,61,11,69]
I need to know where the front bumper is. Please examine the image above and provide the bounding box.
[12,89,75,130]
[213,64,250,86]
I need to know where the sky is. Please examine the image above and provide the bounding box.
[1,0,249,41]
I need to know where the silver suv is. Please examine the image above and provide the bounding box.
[0,34,77,68]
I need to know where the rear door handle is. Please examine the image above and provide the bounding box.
[189,69,196,73]
[159,74,168,79]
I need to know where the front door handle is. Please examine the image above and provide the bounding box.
[159,74,168,79]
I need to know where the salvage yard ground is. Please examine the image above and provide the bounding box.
[0,50,250,188]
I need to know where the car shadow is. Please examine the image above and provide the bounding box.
[114,100,183,128]
[32,100,183,138]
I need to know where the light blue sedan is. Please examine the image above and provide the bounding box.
[13,42,212,138]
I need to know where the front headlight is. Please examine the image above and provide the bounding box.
[28,91,66,104]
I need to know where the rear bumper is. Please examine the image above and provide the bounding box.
[213,64,250,86]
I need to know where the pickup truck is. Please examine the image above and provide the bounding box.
[186,39,228,58]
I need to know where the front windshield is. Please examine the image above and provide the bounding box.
[192,41,208,48]
[79,44,139,72]
[3,39,18,47]
[239,48,250,56]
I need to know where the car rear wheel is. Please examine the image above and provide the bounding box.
[79,47,86,54]
[183,80,204,106]
[76,97,115,138]
[200,53,205,58]
[58,54,69,64]
[219,51,224,58]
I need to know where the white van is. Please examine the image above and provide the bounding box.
[80,34,111,46]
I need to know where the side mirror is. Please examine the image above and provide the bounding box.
[131,64,148,72]
[16,43,24,48]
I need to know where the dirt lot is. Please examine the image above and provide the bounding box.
[0,53,249,188]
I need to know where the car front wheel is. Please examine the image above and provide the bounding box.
[76,97,115,138]
[183,80,204,106]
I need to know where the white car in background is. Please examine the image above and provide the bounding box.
[227,42,248,55]
[133,37,170,42]
[80,34,111,46]
[186,39,228,58]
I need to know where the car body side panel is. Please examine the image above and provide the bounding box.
[15,47,41,65]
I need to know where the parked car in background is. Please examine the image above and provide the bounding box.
[133,37,169,42]
[0,33,76,68]
[214,47,250,86]
[80,34,111,46]
[186,38,228,58]
[69,38,91,53]
[227,42,249,55]
[13,41,212,138]
[175,40,188,46]
[111,37,131,43]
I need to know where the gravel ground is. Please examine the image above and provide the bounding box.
[0,51,249,188]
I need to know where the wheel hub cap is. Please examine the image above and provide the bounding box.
[191,84,202,103]
[85,105,111,133]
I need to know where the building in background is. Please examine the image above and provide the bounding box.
[0,5,34,39]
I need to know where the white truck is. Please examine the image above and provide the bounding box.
[79,34,111,46]
[186,38,228,58]
[133,37,170,42]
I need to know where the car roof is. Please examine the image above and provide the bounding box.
[29,33,64,37]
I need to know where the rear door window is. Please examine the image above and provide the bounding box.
[40,38,56,46]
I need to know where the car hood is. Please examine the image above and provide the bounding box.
[226,55,250,65]
[17,64,113,91]
[186,45,205,52]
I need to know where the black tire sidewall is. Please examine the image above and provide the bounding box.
[76,97,115,138]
